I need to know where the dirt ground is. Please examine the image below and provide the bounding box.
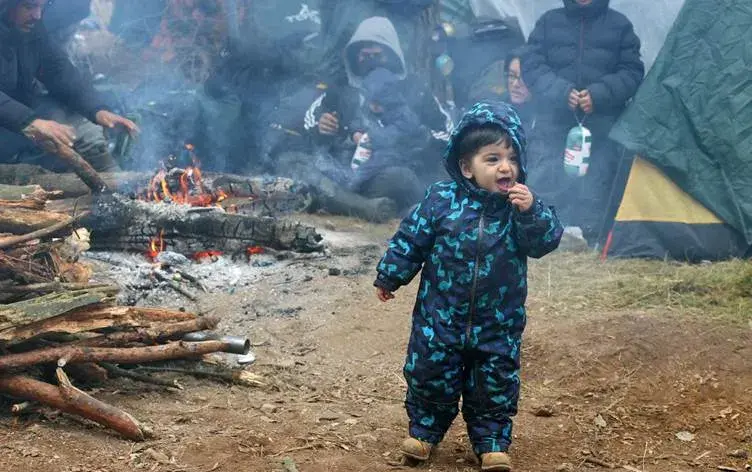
[1,216,751,472]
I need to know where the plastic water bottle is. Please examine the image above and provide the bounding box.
[564,125,592,177]
[351,134,371,171]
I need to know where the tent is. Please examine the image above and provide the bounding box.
[606,0,752,261]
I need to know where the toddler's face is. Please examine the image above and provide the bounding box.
[460,142,520,195]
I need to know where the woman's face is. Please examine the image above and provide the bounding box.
[507,58,531,105]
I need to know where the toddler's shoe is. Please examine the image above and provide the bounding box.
[481,452,512,471]
[401,437,433,461]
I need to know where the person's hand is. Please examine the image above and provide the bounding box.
[376,286,395,302]
[318,112,339,135]
[22,119,76,149]
[568,89,580,111]
[579,90,594,114]
[95,110,140,135]
[352,131,364,144]
[508,183,535,213]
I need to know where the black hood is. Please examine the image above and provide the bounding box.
[563,0,610,18]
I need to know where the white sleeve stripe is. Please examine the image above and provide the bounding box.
[304,93,326,130]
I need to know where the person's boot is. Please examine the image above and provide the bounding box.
[480,452,512,471]
[401,437,433,461]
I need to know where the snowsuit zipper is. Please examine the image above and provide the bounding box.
[577,16,584,88]
[466,213,485,341]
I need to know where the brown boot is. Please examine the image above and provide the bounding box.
[481,452,512,471]
[401,437,433,461]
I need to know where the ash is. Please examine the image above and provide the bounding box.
[84,250,289,309]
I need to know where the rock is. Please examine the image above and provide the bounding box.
[594,414,607,428]
[729,450,749,459]
[260,403,278,414]
[144,448,171,464]
[354,433,378,442]
[155,251,190,266]
[556,463,574,472]
[676,431,696,442]
[328,267,341,276]
[317,410,340,421]
[532,405,555,417]
[345,418,358,426]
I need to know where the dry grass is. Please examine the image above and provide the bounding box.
[529,252,752,323]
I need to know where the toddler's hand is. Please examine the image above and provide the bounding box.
[376,287,395,302]
[509,184,534,213]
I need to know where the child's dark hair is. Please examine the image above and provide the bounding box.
[454,123,513,164]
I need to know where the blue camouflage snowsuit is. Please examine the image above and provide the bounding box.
[375,102,563,455]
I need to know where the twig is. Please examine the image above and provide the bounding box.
[99,363,183,390]
[175,269,207,292]
[623,465,644,472]
[153,270,198,301]
[585,456,616,469]
[0,211,90,250]
[11,401,31,415]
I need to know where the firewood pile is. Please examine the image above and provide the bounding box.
[0,181,275,441]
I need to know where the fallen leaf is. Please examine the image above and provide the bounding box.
[721,407,734,418]
[676,431,696,442]
[594,414,607,428]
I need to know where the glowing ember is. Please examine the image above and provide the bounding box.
[193,250,223,262]
[246,246,264,256]
[147,229,165,260]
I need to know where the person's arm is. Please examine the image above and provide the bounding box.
[585,22,644,113]
[522,14,577,112]
[374,186,437,292]
[512,194,563,259]
[0,91,37,133]
[37,29,109,123]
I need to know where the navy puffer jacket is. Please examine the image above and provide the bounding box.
[522,0,644,122]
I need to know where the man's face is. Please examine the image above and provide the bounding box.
[7,0,45,33]
[357,45,386,65]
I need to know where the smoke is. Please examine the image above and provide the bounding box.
[471,0,687,69]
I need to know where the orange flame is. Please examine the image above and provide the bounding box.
[147,229,165,260]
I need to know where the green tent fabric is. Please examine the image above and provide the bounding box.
[610,0,752,245]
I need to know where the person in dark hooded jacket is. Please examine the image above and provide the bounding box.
[0,0,138,172]
[349,67,432,211]
[522,0,644,242]
[375,101,563,470]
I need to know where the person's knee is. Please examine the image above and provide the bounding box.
[72,120,121,172]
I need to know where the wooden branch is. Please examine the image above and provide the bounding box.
[0,199,45,210]
[0,282,117,295]
[0,207,70,235]
[0,340,231,371]
[0,372,147,440]
[0,288,115,332]
[0,305,197,343]
[153,270,198,301]
[0,184,61,205]
[99,363,183,390]
[19,126,109,194]
[76,316,219,347]
[0,210,90,250]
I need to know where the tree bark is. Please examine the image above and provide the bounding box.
[75,316,219,348]
[0,340,232,371]
[0,210,89,250]
[0,207,70,234]
[0,373,148,441]
[0,305,198,343]
[0,289,116,333]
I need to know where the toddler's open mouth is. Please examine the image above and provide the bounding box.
[497,177,515,193]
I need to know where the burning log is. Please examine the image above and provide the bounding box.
[85,194,323,255]
[0,372,148,441]
[0,340,239,371]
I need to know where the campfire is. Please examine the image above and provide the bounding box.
[142,145,228,207]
